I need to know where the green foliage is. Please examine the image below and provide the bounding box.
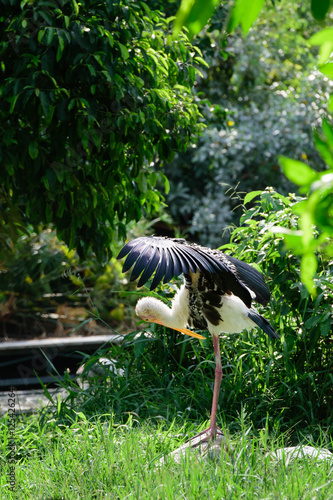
[0,0,203,259]
[170,0,333,297]
[0,187,30,254]
[0,228,133,337]
[227,0,265,35]
[0,229,73,300]
[174,0,222,39]
[271,16,333,292]
[165,1,327,247]
[48,190,332,434]
[276,150,333,293]
[221,189,332,429]
[2,413,333,499]
[311,0,331,21]
[174,0,333,37]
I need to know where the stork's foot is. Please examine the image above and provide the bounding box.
[157,426,232,466]
[184,426,225,449]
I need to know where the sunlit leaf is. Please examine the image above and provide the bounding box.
[174,0,220,38]
[244,191,262,205]
[318,62,333,78]
[308,27,333,46]
[308,27,333,64]
[300,253,317,296]
[328,94,333,113]
[321,119,333,149]
[227,0,265,35]
[279,156,317,186]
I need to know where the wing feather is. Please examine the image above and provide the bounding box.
[185,247,217,274]
[150,251,167,290]
[117,236,254,306]
[127,244,151,282]
[223,255,270,305]
[163,248,181,283]
[171,246,193,275]
[135,246,160,287]
[162,247,175,284]
[122,240,147,273]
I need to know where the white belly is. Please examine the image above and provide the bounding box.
[208,294,255,334]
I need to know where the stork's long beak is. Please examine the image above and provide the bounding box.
[153,320,205,340]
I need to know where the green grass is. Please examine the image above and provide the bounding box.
[0,320,331,499]
[1,411,332,500]
[42,326,332,440]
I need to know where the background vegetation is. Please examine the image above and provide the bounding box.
[0,0,203,259]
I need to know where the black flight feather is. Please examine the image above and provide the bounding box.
[117,236,257,307]
[136,246,160,287]
[248,311,279,339]
[224,255,270,306]
[150,251,167,290]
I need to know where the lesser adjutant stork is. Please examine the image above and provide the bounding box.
[117,236,278,443]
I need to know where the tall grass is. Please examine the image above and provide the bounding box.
[1,410,332,500]
[44,318,331,441]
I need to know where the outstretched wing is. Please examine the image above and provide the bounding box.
[223,255,271,306]
[117,236,253,307]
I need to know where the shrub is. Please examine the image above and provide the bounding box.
[58,189,332,436]
[164,1,329,247]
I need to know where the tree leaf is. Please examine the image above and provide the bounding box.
[137,171,147,193]
[318,62,333,78]
[244,190,262,205]
[309,27,333,45]
[278,156,317,186]
[311,0,330,20]
[56,34,65,62]
[320,317,331,337]
[29,142,39,160]
[301,253,317,296]
[118,42,129,61]
[308,27,333,64]
[174,0,221,38]
[227,0,265,35]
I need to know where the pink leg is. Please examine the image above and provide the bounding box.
[185,334,223,447]
[209,334,223,439]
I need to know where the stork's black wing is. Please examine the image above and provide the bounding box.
[223,255,271,306]
[117,236,253,307]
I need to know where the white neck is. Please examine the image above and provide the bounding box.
[136,285,189,330]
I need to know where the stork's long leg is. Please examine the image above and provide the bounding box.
[209,334,222,439]
[183,333,223,448]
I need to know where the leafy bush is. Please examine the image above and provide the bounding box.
[0,228,134,338]
[53,189,332,437]
[164,1,330,247]
[0,0,203,258]
[219,188,332,430]
[166,86,326,247]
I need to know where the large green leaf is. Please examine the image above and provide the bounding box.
[311,0,331,20]
[278,157,317,187]
[174,0,221,38]
[301,253,317,295]
[227,0,265,35]
[309,28,333,65]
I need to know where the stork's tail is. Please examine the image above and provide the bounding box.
[248,311,279,339]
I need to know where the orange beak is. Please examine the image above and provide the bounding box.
[153,319,205,340]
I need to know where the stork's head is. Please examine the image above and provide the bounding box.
[135,297,163,323]
[135,297,204,340]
